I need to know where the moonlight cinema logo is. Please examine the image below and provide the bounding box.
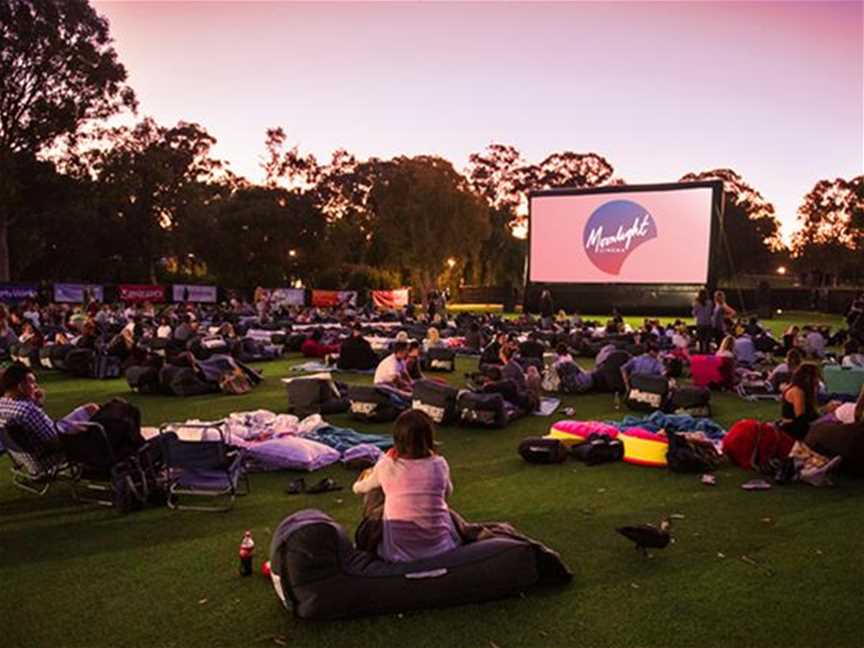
[582,199,658,275]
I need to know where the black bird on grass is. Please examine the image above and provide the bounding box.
[616,518,672,557]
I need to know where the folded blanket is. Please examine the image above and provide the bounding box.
[303,425,393,453]
[606,410,726,440]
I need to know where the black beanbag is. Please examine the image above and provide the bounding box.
[805,421,864,477]
[269,509,571,620]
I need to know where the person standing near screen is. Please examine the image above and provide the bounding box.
[692,289,714,354]
[712,290,736,344]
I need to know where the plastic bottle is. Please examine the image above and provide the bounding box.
[239,530,255,576]
[614,391,621,411]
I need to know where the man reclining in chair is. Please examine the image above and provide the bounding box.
[0,363,100,461]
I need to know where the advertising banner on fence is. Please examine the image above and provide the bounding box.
[54,283,104,304]
[118,284,165,303]
[172,284,217,303]
[311,290,357,308]
[271,288,306,307]
[0,283,38,302]
[371,288,410,310]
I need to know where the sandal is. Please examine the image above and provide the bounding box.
[306,478,343,494]
[285,478,306,495]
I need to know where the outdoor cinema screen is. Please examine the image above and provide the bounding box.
[528,183,716,285]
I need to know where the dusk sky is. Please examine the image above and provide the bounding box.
[93,1,863,239]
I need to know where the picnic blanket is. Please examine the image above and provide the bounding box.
[156,410,392,472]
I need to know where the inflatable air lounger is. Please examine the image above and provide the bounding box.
[269,509,570,620]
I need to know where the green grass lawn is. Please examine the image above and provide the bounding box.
[2,311,861,648]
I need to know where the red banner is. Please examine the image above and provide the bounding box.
[372,288,410,310]
[311,290,357,308]
[118,284,165,303]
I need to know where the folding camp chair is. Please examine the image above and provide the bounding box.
[0,422,77,496]
[158,421,249,512]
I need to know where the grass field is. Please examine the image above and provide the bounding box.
[2,312,862,648]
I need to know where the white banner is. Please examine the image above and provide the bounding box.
[172,284,217,303]
[54,283,104,303]
[270,288,306,307]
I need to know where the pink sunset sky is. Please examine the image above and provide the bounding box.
[93,0,863,239]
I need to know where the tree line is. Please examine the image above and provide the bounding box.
[1,0,862,295]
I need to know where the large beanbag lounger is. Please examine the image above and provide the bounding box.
[823,365,864,397]
[620,428,668,467]
[269,509,571,620]
[690,355,734,389]
[722,419,794,471]
[805,421,864,477]
[546,420,619,446]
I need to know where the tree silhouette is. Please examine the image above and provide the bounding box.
[791,175,864,280]
[0,0,135,280]
[680,168,784,277]
[81,118,224,282]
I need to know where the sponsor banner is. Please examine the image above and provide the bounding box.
[270,288,306,307]
[118,284,165,303]
[372,288,410,310]
[0,283,38,302]
[54,283,104,303]
[172,284,217,303]
[311,290,357,308]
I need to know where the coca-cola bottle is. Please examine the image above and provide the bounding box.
[238,530,255,576]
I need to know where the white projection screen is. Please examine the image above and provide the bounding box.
[528,182,720,285]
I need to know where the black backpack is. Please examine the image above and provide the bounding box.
[411,380,459,425]
[666,429,722,473]
[126,365,161,394]
[457,391,508,428]
[668,387,711,417]
[287,378,349,418]
[348,385,402,423]
[571,434,624,465]
[625,374,670,412]
[518,437,569,464]
[422,347,456,372]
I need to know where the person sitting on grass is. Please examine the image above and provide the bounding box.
[373,341,414,398]
[829,385,864,425]
[801,326,826,359]
[0,363,100,460]
[768,348,803,391]
[841,340,864,369]
[300,328,340,359]
[338,324,378,370]
[779,363,836,441]
[406,340,425,382]
[620,343,664,393]
[352,410,460,562]
[422,327,445,353]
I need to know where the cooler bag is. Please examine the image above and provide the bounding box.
[625,374,670,412]
[348,385,401,423]
[518,437,568,464]
[411,380,459,425]
[668,386,711,417]
[457,391,508,428]
[423,347,456,372]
